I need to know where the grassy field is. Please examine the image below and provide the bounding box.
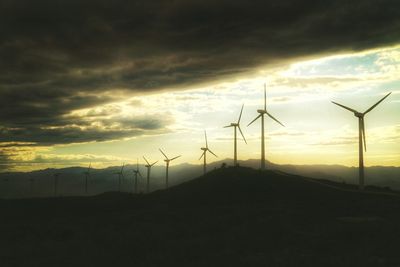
[1,167,400,267]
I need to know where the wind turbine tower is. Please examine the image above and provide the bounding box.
[199,130,218,175]
[83,163,91,194]
[114,163,125,192]
[29,177,35,196]
[332,92,391,190]
[132,159,142,194]
[53,173,61,197]
[159,149,181,189]
[248,84,284,170]
[143,157,158,193]
[224,104,247,166]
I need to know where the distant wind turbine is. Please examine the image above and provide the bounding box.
[132,159,143,194]
[29,177,35,196]
[53,173,61,197]
[159,149,181,189]
[332,92,391,190]
[2,178,9,198]
[143,157,158,193]
[83,163,91,194]
[114,163,125,192]
[224,104,247,166]
[199,130,217,175]
[248,84,284,170]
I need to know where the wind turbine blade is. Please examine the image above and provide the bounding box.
[238,126,247,144]
[247,114,262,127]
[223,125,233,128]
[361,118,367,152]
[136,158,139,170]
[138,171,143,178]
[331,101,358,113]
[264,83,267,110]
[237,104,244,124]
[121,163,125,172]
[266,112,285,127]
[159,148,168,160]
[363,92,392,114]
[199,151,205,160]
[208,149,218,158]
[205,130,208,148]
[143,156,150,165]
[150,161,158,166]
[171,155,181,161]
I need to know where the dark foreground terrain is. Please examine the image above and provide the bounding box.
[1,167,400,267]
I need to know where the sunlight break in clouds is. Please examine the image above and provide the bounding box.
[2,45,399,171]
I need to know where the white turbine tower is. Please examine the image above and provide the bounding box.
[132,159,143,194]
[224,104,247,166]
[143,156,158,193]
[247,84,284,170]
[332,92,391,190]
[114,163,125,192]
[199,130,217,175]
[83,163,91,194]
[159,149,181,189]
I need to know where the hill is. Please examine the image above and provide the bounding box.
[1,167,400,266]
[1,159,400,199]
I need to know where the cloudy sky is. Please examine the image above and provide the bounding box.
[0,0,399,172]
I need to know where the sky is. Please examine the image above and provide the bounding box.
[0,0,399,172]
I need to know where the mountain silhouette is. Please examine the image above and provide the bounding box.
[1,166,400,266]
[1,159,399,199]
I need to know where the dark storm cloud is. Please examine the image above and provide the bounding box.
[1,0,400,145]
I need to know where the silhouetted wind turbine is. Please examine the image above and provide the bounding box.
[224,104,247,166]
[29,177,35,196]
[199,130,217,175]
[247,84,284,170]
[332,92,391,190]
[114,163,125,192]
[2,178,9,198]
[132,159,142,194]
[159,149,181,189]
[143,157,158,193]
[53,173,61,197]
[83,163,91,194]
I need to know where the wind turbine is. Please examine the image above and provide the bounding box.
[224,104,247,166]
[143,157,158,193]
[132,159,143,194]
[247,84,284,170]
[83,163,91,194]
[114,163,125,192]
[199,130,217,175]
[159,149,181,189]
[53,173,61,197]
[2,178,9,198]
[29,177,35,196]
[332,92,391,190]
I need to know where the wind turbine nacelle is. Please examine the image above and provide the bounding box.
[230,123,238,126]
[354,112,363,118]
[201,147,207,151]
[257,109,266,114]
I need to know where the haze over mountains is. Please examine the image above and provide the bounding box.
[1,160,399,199]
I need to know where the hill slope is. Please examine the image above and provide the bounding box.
[1,167,400,267]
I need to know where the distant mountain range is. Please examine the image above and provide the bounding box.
[0,159,399,198]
